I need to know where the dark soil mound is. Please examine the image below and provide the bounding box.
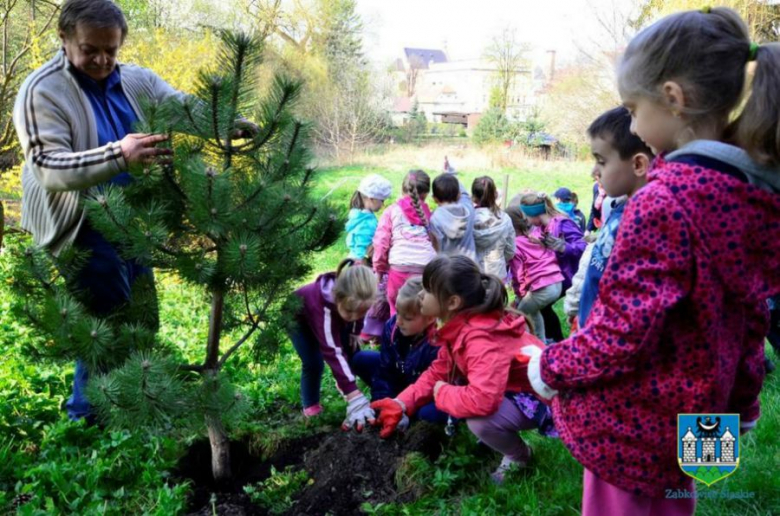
[292,423,445,515]
[178,423,446,516]
[178,434,324,516]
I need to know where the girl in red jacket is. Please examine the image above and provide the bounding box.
[372,255,555,483]
[525,8,780,516]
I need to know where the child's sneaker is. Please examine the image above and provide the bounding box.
[303,403,323,418]
[490,450,532,484]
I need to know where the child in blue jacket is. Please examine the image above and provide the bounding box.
[371,276,448,424]
[346,174,392,261]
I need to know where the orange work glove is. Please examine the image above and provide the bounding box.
[370,398,406,438]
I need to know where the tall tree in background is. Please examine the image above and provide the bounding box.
[485,26,530,114]
[0,0,59,248]
[247,0,387,159]
[405,58,421,97]
[310,0,386,158]
[7,31,340,482]
[0,0,59,158]
[539,0,639,146]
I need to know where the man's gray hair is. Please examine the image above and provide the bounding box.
[59,0,128,41]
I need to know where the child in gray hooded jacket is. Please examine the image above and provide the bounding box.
[472,176,516,278]
[430,173,476,260]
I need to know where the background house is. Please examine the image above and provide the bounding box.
[391,47,552,131]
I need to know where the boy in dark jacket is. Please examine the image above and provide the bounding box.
[372,277,448,424]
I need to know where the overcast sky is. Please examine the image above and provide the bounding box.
[356,0,641,66]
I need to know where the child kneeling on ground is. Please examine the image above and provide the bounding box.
[371,277,449,425]
[291,259,380,431]
[372,255,556,484]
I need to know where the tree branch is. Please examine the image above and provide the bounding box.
[218,281,283,368]
[178,363,205,373]
[217,319,259,369]
[282,207,316,238]
[242,282,256,326]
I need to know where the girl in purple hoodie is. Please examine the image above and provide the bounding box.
[292,260,380,431]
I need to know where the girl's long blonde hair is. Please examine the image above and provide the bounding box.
[334,259,376,311]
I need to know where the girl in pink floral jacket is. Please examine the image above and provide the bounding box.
[524,8,780,516]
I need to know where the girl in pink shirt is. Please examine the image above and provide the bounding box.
[506,205,564,343]
[372,170,437,316]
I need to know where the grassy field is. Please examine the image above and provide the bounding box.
[1,152,778,515]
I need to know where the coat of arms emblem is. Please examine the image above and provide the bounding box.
[678,414,740,486]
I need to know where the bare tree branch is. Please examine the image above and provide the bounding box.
[484,26,531,114]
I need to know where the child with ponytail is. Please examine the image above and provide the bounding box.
[345,174,393,261]
[524,8,780,515]
[372,255,556,484]
[372,170,437,316]
[291,259,380,430]
[519,192,586,291]
[472,176,516,278]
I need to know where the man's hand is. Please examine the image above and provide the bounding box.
[120,133,172,166]
[231,118,260,139]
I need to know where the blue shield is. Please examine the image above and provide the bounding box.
[678,413,740,486]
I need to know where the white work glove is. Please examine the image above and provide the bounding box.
[521,345,558,400]
[342,393,376,432]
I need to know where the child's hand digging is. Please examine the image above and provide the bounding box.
[370,398,407,438]
[342,392,375,432]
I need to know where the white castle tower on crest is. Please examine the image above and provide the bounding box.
[720,427,735,463]
[680,422,738,466]
[682,427,697,463]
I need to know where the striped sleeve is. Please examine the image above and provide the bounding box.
[13,69,126,193]
[316,307,359,396]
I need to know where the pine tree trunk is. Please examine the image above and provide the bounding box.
[207,415,231,483]
[205,289,231,482]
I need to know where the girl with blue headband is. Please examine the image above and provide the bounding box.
[517,191,586,342]
[506,205,564,344]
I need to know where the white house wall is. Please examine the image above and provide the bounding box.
[402,58,539,123]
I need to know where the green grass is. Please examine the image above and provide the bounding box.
[1,156,779,515]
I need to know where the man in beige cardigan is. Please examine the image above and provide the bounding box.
[13,0,187,422]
